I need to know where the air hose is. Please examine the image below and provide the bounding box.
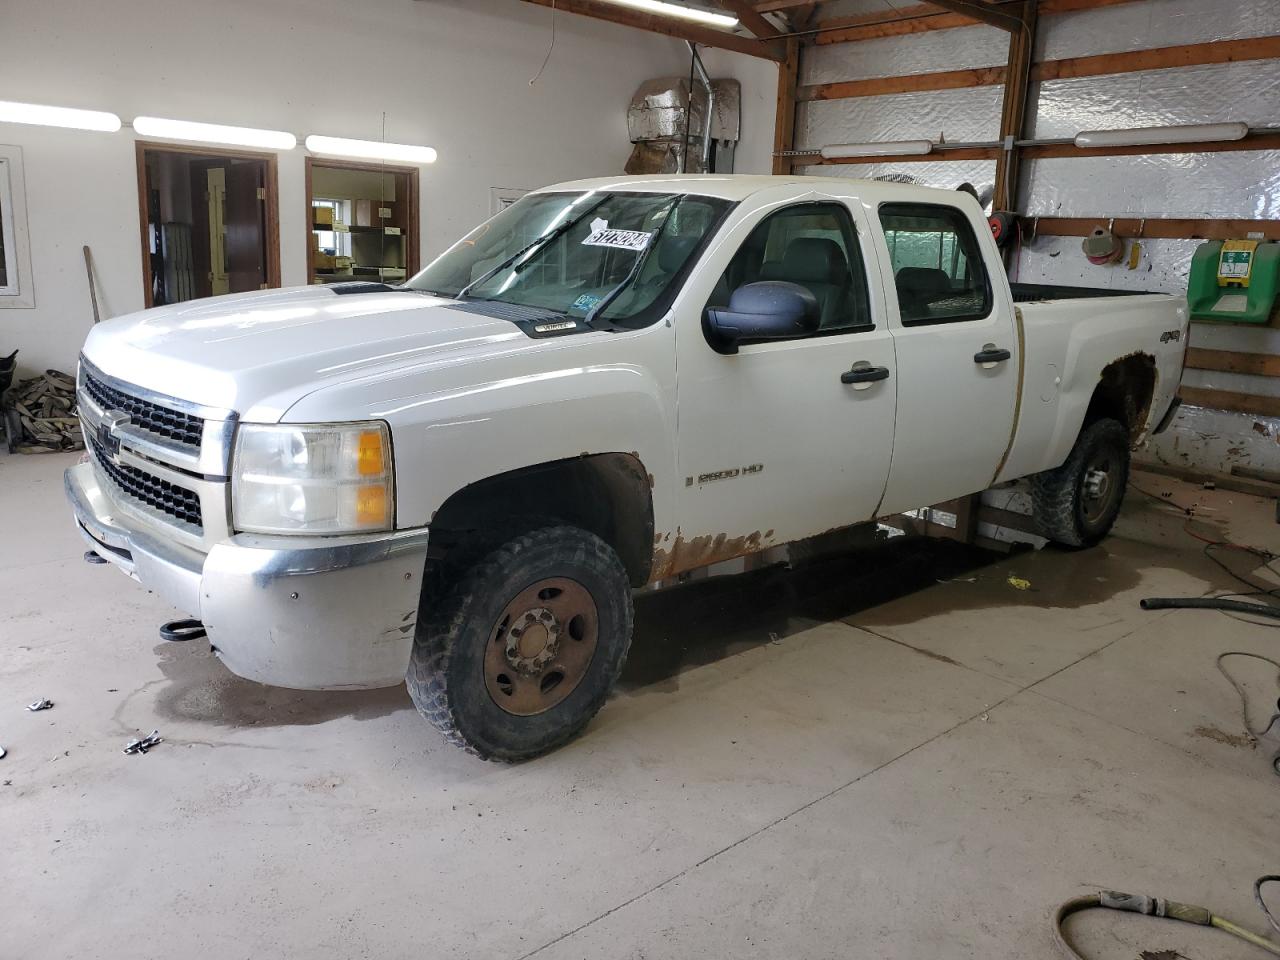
[1140,596,1280,620]
[1054,882,1280,959]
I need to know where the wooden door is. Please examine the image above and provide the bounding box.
[225,161,267,292]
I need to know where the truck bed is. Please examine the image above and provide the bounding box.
[1009,282,1153,304]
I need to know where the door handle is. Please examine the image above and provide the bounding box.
[973,346,1011,364]
[841,365,890,385]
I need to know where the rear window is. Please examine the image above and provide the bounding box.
[879,203,992,325]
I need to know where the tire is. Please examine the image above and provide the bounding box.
[1031,417,1130,548]
[406,525,633,760]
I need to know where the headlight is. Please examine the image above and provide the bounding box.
[231,422,394,534]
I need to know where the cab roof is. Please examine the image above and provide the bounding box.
[533,173,960,204]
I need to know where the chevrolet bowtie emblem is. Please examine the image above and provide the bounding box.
[98,411,130,460]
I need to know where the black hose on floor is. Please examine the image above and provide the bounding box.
[1140,596,1280,619]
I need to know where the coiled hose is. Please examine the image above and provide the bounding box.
[1054,882,1280,958]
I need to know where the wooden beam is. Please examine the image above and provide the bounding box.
[808,145,1001,165]
[516,0,784,60]
[993,0,1037,212]
[1179,386,1280,419]
[1021,131,1280,162]
[1186,349,1280,378]
[811,0,1140,46]
[799,64,1005,101]
[772,35,801,173]
[813,6,975,44]
[716,0,782,38]
[1018,215,1280,241]
[925,0,1022,32]
[754,0,835,10]
[1032,34,1280,82]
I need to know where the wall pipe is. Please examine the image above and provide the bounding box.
[686,41,714,172]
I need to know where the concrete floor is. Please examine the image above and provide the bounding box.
[3,451,1279,960]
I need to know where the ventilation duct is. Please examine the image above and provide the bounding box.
[625,77,740,175]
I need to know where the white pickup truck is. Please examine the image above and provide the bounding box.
[67,174,1187,758]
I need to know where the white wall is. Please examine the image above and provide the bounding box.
[0,0,775,376]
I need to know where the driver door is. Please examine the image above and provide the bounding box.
[667,190,897,572]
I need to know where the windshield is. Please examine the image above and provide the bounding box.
[405,191,733,328]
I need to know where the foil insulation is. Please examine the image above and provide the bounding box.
[797,160,996,194]
[1039,0,1280,60]
[1030,62,1279,140]
[802,25,1006,86]
[796,87,1004,150]
[1022,153,1280,219]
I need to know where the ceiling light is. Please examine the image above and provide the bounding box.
[1074,122,1249,149]
[132,116,296,150]
[305,135,438,164]
[596,0,738,28]
[820,140,933,159]
[0,100,121,132]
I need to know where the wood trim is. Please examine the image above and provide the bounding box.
[1021,132,1280,162]
[808,145,1000,165]
[799,65,1005,101]
[1032,33,1280,82]
[517,0,784,60]
[135,141,281,309]
[1179,385,1280,419]
[1185,349,1280,379]
[772,36,801,174]
[1019,215,1280,241]
[305,157,422,284]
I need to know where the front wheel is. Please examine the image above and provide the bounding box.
[1031,418,1130,548]
[406,525,633,760]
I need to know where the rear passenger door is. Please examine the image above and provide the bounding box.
[873,200,1019,514]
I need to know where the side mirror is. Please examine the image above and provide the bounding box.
[704,281,819,354]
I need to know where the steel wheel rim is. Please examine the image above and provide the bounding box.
[1081,450,1121,526]
[483,577,600,716]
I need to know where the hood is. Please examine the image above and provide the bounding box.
[82,286,530,420]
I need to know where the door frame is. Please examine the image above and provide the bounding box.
[134,141,282,307]
[303,156,420,284]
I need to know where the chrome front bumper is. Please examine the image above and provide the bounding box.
[66,462,430,690]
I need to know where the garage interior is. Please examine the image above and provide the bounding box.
[3,1,1280,958]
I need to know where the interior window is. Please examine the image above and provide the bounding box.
[879,203,992,325]
[706,202,872,336]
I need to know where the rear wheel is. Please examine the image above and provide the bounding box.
[406,525,633,760]
[1031,418,1129,548]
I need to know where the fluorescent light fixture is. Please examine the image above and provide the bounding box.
[132,116,296,150]
[0,100,121,132]
[305,135,438,164]
[820,140,933,159]
[1074,122,1249,149]
[596,0,737,28]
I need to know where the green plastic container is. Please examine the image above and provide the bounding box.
[1188,239,1280,324]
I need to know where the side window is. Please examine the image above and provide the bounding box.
[878,203,992,325]
[706,202,872,336]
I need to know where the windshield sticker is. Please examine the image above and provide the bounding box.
[573,293,603,311]
[582,223,653,251]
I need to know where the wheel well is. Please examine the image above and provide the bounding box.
[428,453,655,587]
[1085,353,1156,445]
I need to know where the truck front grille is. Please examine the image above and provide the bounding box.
[90,437,204,531]
[82,370,205,449]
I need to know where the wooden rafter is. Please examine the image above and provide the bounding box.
[516,0,784,60]
[922,0,1023,32]
[715,0,782,38]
